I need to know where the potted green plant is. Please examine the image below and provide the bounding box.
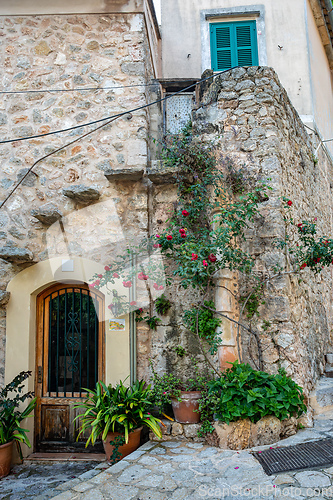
[74,379,162,462]
[0,371,36,478]
[150,364,210,424]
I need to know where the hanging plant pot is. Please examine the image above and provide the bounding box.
[0,441,13,478]
[171,391,202,423]
[103,427,143,462]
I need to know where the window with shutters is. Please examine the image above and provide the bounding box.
[210,20,259,71]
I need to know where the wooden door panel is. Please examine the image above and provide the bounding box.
[35,283,105,452]
[41,405,69,441]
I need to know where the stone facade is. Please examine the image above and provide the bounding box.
[0,11,332,405]
[194,66,333,394]
[0,11,157,384]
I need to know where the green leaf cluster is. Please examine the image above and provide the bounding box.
[74,380,162,445]
[205,361,307,424]
[155,295,171,315]
[184,301,222,354]
[0,371,36,451]
[149,360,212,414]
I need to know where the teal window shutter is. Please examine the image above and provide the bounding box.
[210,20,259,71]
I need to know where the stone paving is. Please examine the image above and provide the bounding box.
[0,461,100,500]
[4,409,333,499]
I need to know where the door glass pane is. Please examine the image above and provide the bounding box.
[47,288,99,396]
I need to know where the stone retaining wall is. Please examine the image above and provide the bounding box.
[193,66,333,394]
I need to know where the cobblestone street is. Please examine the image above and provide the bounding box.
[2,409,333,499]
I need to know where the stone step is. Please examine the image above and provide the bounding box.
[309,377,333,414]
[326,354,333,364]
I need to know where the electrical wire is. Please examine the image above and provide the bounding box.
[0,66,227,209]
[0,82,160,96]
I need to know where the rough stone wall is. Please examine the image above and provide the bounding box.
[0,12,155,385]
[193,66,333,394]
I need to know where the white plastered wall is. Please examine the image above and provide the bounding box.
[5,256,130,456]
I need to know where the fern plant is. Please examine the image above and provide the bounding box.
[155,295,171,315]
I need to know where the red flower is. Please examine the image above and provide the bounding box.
[156,234,160,238]
[179,228,186,234]
[287,200,292,206]
[208,253,217,263]
[314,217,317,221]
[97,274,103,278]
[123,281,132,288]
[95,279,100,286]
[139,308,143,313]
[108,304,114,310]
[324,240,329,245]
[153,244,159,248]
[297,223,303,228]
[166,235,173,241]
[88,283,95,288]
[182,210,189,216]
[158,243,162,248]
[300,263,307,269]
[203,260,208,267]
[130,301,136,306]
[113,272,120,278]
[191,253,198,261]
[104,265,110,271]
[138,272,149,280]
[153,283,159,290]
[316,257,321,263]
[158,285,164,290]
[180,233,186,238]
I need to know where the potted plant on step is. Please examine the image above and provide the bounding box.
[0,371,36,478]
[74,379,163,463]
[150,363,210,424]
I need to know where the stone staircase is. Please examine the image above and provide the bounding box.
[309,355,333,415]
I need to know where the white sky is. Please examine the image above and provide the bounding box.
[152,0,161,23]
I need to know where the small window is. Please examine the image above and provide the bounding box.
[210,20,259,71]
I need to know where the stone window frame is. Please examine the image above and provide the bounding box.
[200,5,268,73]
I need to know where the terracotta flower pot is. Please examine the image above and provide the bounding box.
[171,391,202,423]
[0,441,13,478]
[103,427,142,462]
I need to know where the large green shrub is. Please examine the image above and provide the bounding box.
[205,361,307,424]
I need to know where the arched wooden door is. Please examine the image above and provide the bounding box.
[35,283,104,452]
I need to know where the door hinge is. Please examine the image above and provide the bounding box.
[37,366,42,384]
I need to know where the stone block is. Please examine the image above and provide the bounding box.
[171,422,183,436]
[280,417,297,438]
[183,424,200,438]
[62,184,100,203]
[160,419,172,435]
[34,41,52,56]
[227,418,251,450]
[0,291,10,306]
[297,409,314,428]
[104,168,144,182]
[31,203,62,225]
[326,354,333,364]
[147,165,178,184]
[0,242,34,263]
[249,416,282,447]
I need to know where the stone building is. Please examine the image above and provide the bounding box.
[0,0,332,457]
